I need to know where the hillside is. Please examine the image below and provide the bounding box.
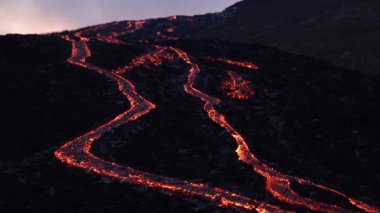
[1,2,380,213]
[191,0,380,74]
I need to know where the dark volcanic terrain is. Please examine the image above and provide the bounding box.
[192,0,380,74]
[1,1,380,212]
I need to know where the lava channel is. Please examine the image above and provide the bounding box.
[55,33,285,212]
[172,48,380,213]
[54,27,380,213]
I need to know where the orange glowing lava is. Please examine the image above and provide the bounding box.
[134,20,145,30]
[170,47,379,213]
[96,33,125,44]
[169,16,177,21]
[208,57,259,70]
[55,33,285,212]
[54,22,380,213]
[221,70,255,100]
[166,27,175,33]
[113,46,172,74]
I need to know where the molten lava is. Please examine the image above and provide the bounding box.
[54,21,380,213]
[207,57,259,70]
[113,46,172,74]
[166,27,175,33]
[56,34,285,212]
[221,70,255,100]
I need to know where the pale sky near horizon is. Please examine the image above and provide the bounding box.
[0,0,240,34]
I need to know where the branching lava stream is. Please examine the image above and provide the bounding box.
[54,25,380,213]
[221,70,255,100]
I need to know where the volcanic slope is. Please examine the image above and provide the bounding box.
[1,12,380,213]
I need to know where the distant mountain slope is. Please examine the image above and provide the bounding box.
[191,0,380,74]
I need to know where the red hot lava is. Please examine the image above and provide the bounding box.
[134,20,145,30]
[208,57,259,70]
[54,22,380,213]
[180,51,379,213]
[114,46,173,74]
[166,27,175,33]
[56,34,285,212]
[221,70,255,100]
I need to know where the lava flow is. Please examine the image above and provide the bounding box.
[207,57,259,70]
[54,22,380,213]
[185,54,379,212]
[221,70,255,100]
[167,47,379,212]
[114,46,173,74]
[55,33,285,212]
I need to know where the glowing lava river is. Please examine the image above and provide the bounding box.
[54,22,380,212]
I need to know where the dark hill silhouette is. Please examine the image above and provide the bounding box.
[191,0,380,74]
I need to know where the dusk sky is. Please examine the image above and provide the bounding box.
[0,0,240,34]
